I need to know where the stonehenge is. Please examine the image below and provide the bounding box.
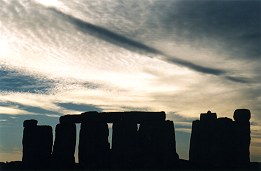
[21,109,251,169]
[22,111,179,169]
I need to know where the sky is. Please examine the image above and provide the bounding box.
[0,0,260,162]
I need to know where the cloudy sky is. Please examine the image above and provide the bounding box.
[0,0,260,162]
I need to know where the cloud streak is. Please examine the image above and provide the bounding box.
[0,69,54,93]
[49,9,232,78]
[49,8,253,84]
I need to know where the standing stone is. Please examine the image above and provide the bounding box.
[111,120,138,169]
[233,109,251,165]
[189,120,201,163]
[52,123,76,169]
[78,121,110,169]
[138,120,179,169]
[189,110,251,169]
[189,111,217,166]
[22,120,53,169]
[156,120,179,168]
[215,118,234,167]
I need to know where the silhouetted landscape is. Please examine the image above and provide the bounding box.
[0,109,260,170]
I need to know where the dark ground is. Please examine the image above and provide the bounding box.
[0,160,260,170]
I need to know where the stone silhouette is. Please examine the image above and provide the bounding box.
[22,119,53,169]
[189,111,218,165]
[21,111,179,169]
[79,112,110,170]
[189,109,251,168]
[138,120,179,169]
[18,109,255,170]
[111,121,139,169]
[233,109,251,164]
[52,123,76,169]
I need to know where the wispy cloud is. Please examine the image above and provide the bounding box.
[50,9,223,75]
[56,102,103,113]
[50,8,255,84]
[0,106,32,115]
[0,69,54,93]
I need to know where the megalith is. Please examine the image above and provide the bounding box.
[78,112,110,169]
[138,120,179,169]
[52,123,76,169]
[233,109,251,165]
[22,120,53,169]
[111,118,138,169]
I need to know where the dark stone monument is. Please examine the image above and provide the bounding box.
[189,109,251,168]
[233,109,251,165]
[155,120,179,169]
[78,112,110,170]
[60,114,82,124]
[20,109,254,170]
[189,119,200,163]
[22,120,53,169]
[52,123,76,169]
[138,120,179,169]
[189,111,217,165]
[111,118,139,169]
[215,117,234,167]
